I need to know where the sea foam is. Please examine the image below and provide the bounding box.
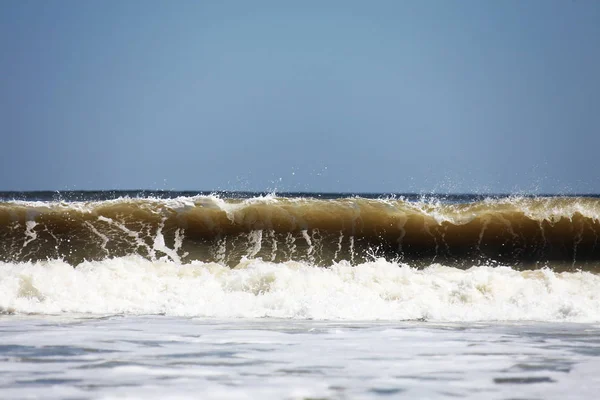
[1,256,599,322]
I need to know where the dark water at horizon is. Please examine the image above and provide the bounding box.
[2,190,600,202]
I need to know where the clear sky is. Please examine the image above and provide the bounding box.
[1,0,599,193]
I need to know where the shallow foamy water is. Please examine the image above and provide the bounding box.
[1,316,600,399]
[2,256,600,398]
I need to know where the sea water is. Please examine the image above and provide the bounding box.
[1,316,600,399]
[2,192,600,398]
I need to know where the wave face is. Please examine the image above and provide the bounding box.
[1,194,600,270]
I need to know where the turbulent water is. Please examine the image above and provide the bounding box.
[1,191,600,320]
[2,192,600,269]
[2,191,600,399]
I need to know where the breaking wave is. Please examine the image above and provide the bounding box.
[1,195,600,270]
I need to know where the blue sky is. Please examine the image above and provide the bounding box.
[1,1,599,193]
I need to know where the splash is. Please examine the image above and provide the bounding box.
[1,256,599,322]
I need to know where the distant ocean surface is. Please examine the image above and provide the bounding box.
[2,191,600,399]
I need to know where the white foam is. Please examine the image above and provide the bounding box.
[152,218,181,263]
[22,220,37,248]
[1,257,600,322]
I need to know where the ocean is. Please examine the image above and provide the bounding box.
[1,191,600,399]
